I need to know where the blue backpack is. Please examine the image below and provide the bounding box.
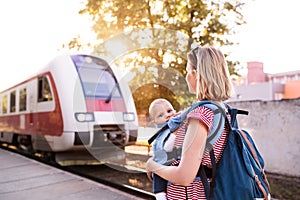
[148,100,271,200]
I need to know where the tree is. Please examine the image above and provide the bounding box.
[70,0,247,116]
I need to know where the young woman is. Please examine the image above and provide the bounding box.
[146,46,233,199]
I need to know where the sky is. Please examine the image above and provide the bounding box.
[229,0,300,75]
[0,0,299,91]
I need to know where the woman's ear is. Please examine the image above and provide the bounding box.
[193,69,199,82]
[191,68,197,76]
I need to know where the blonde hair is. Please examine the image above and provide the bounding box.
[187,46,233,101]
[148,98,173,119]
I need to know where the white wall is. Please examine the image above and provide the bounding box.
[231,82,284,101]
[229,98,300,177]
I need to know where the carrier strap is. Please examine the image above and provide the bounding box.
[148,100,229,145]
[209,145,217,197]
[148,123,168,145]
[199,165,210,198]
[197,146,216,199]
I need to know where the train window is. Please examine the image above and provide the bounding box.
[72,55,122,99]
[2,95,7,114]
[19,88,27,111]
[38,76,53,102]
[10,91,16,113]
[80,68,122,99]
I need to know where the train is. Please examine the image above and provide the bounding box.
[0,53,138,165]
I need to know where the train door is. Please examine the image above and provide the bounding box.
[28,79,37,128]
[31,76,56,151]
[29,94,35,126]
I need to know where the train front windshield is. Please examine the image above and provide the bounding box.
[71,55,122,100]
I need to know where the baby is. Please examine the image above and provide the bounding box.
[148,98,179,200]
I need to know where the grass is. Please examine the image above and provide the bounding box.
[267,172,300,200]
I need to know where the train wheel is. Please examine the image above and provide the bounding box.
[13,134,34,153]
[42,151,56,163]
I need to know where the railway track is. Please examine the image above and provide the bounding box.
[64,164,154,199]
[0,143,155,200]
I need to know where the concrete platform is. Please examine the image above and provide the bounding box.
[0,149,147,200]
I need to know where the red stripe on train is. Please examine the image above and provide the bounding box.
[85,98,126,112]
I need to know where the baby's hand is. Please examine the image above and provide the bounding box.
[146,157,154,182]
[166,111,181,121]
[173,111,181,117]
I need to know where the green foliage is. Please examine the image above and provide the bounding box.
[73,0,247,116]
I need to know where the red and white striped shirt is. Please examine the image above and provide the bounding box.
[166,106,229,200]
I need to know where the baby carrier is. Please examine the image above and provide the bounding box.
[148,100,226,165]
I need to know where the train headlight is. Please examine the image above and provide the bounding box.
[123,112,135,121]
[75,112,95,122]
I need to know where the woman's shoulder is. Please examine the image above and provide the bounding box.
[186,105,214,129]
[187,105,214,119]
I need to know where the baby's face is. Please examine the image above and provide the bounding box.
[153,102,176,125]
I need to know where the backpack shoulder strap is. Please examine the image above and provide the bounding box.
[225,103,249,128]
[200,102,227,150]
